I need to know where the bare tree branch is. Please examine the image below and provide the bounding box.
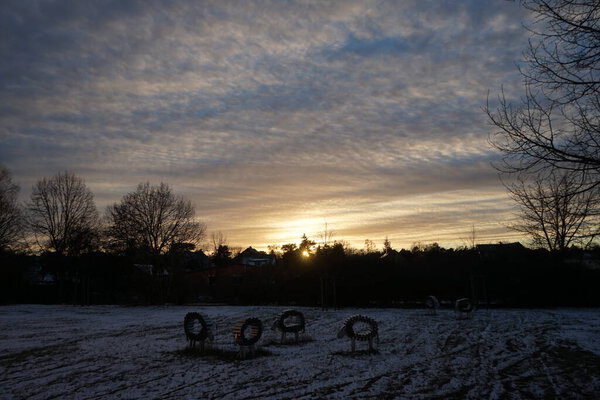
[0,165,23,251]
[487,0,600,185]
[506,171,599,250]
[106,182,206,258]
[27,172,99,255]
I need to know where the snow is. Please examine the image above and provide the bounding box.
[1,305,600,399]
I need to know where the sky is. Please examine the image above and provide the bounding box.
[0,0,531,251]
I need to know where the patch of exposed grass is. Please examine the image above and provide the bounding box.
[331,348,380,357]
[174,346,272,362]
[0,344,74,367]
[546,343,600,374]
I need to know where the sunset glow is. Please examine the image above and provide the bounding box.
[0,1,530,251]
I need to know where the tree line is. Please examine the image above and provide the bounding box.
[0,167,206,264]
[1,165,600,307]
[0,166,211,304]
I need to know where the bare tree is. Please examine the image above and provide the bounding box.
[318,222,335,248]
[460,225,477,249]
[210,231,231,266]
[106,182,206,257]
[0,165,22,251]
[267,244,279,255]
[229,246,242,258]
[27,172,99,255]
[364,239,376,254]
[507,171,599,250]
[210,231,227,255]
[487,0,600,191]
[383,236,393,254]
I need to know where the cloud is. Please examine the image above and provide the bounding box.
[0,0,530,249]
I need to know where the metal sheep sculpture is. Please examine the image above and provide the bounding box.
[425,295,440,315]
[337,314,379,352]
[455,298,474,319]
[183,312,214,350]
[271,309,306,344]
[233,317,263,358]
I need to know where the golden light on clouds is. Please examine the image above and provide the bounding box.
[268,217,328,245]
[207,188,522,251]
[1,1,530,253]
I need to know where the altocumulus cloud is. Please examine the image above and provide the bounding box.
[0,0,529,249]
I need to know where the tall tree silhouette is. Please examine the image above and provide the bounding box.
[507,171,599,250]
[0,165,22,251]
[106,182,205,258]
[27,172,98,255]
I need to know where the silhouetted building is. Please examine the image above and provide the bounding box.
[237,247,276,267]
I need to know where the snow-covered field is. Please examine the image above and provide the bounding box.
[1,305,600,400]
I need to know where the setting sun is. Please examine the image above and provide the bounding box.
[302,250,310,257]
